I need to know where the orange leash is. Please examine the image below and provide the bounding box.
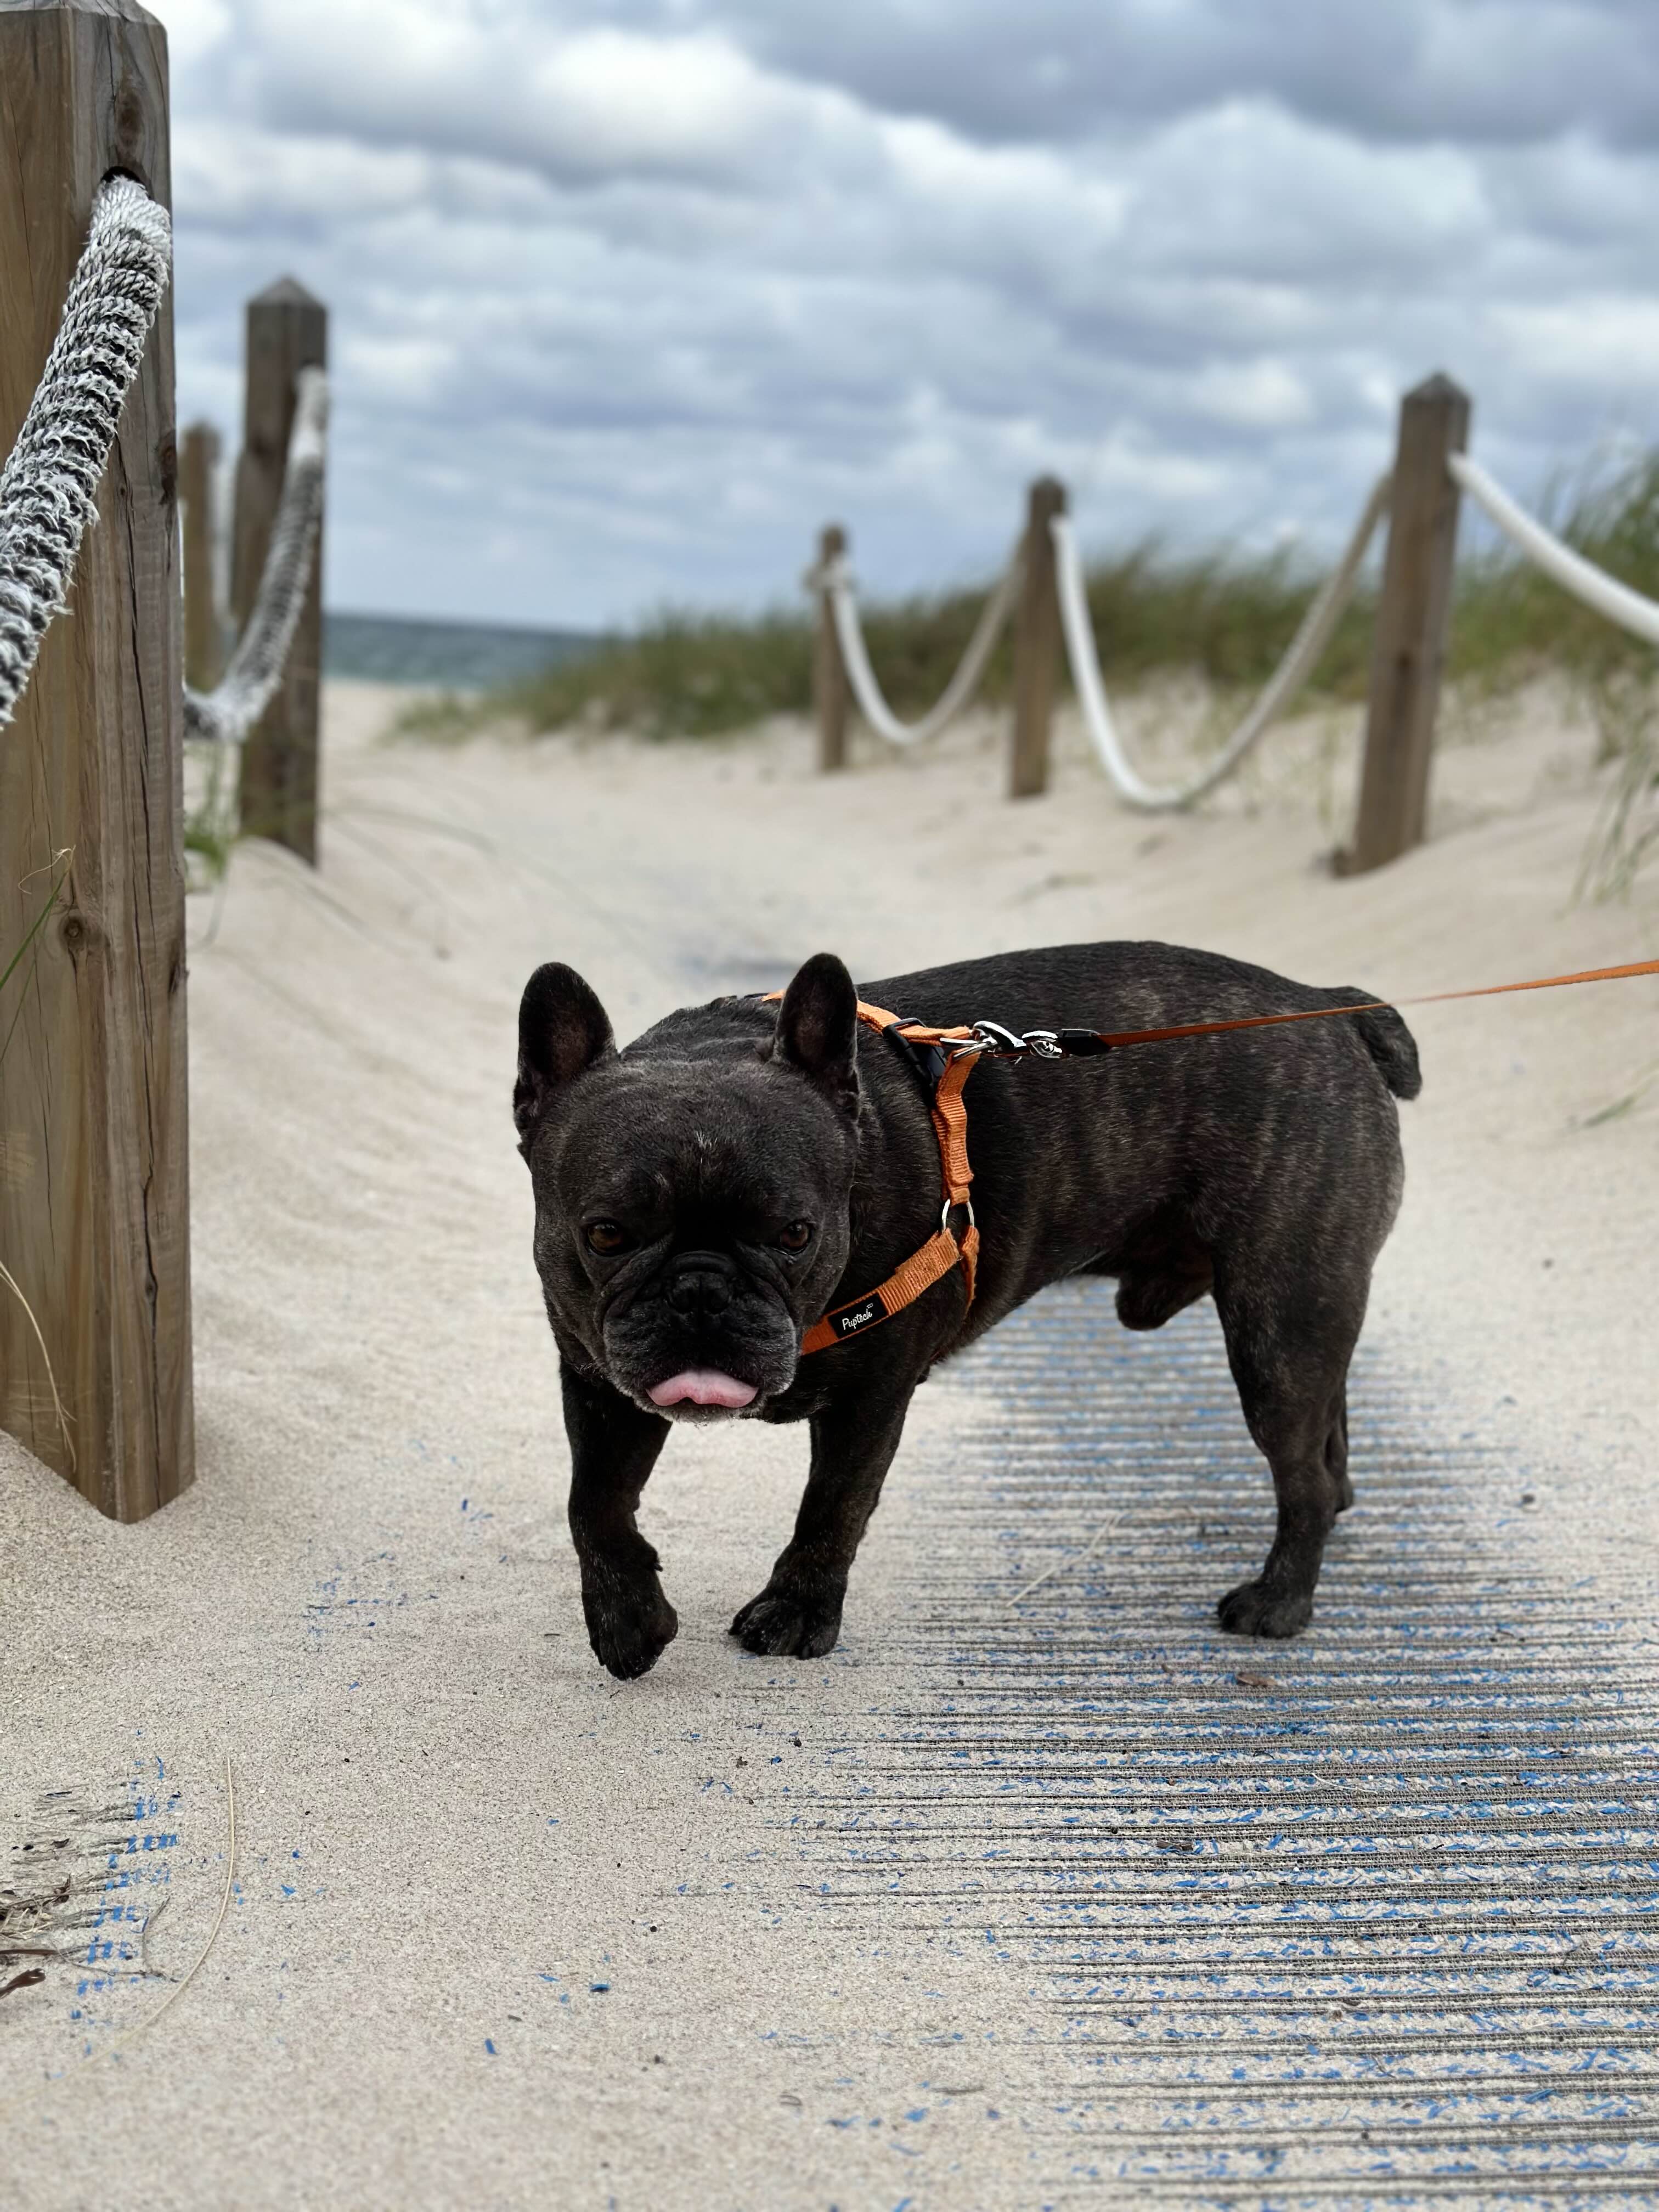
[1063,955,1659,1056]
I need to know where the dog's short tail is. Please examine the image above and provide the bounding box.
[1341,992,1423,1099]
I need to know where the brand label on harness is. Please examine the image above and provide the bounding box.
[833,1300,883,1338]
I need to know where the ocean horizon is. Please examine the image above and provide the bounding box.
[323,610,605,692]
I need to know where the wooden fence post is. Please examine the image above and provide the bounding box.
[814,523,849,772]
[232,276,326,862]
[0,0,194,1519]
[1341,374,1470,873]
[1009,476,1067,799]
[179,419,222,689]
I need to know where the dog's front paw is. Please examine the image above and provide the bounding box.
[729,1583,843,1660]
[583,1574,679,1680]
[1217,1579,1314,1639]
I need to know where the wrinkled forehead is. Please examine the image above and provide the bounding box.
[547,1060,839,1210]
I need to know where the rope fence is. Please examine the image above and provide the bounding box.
[809,458,1404,815]
[0,178,172,732]
[0,174,329,773]
[1052,473,1392,812]
[1,0,192,1525]
[0,0,330,1533]
[817,540,1023,748]
[1448,452,1659,649]
[809,374,1659,864]
[182,365,327,746]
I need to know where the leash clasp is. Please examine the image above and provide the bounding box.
[960,1020,1065,1060]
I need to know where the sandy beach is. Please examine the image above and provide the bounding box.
[3,679,1655,2209]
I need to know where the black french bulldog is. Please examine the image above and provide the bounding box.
[514,941,1421,1680]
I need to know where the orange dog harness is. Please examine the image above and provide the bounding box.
[774,953,1659,1357]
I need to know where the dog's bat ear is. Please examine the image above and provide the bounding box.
[772,952,860,1120]
[516,963,616,1141]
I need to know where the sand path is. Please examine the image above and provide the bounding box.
[3,684,1655,2208]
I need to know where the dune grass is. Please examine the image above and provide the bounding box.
[400,549,1370,745]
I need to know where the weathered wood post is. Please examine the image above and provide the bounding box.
[1009,475,1067,799]
[232,276,325,861]
[0,0,194,1519]
[813,522,849,772]
[1342,374,1470,873]
[179,419,221,689]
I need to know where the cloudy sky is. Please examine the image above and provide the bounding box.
[166,0,1659,629]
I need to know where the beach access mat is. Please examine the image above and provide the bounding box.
[777,1279,1659,2209]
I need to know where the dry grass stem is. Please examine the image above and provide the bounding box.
[119,1754,237,2045]
[1009,1511,1124,1606]
[0,1256,75,1472]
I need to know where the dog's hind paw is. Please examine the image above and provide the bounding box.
[729,1584,843,1660]
[1216,1579,1314,1639]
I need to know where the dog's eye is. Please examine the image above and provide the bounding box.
[584,1220,630,1255]
[778,1220,813,1252]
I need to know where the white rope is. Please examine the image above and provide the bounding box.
[821,547,1022,748]
[183,368,328,745]
[1053,473,1392,811]
[0,179,173,732]
[1448,452,1659,649]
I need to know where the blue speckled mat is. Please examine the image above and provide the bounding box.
[795,1279,1658,2209]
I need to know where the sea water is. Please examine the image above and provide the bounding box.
[323,612,603,692]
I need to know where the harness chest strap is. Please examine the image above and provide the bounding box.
[770,996,981,1355]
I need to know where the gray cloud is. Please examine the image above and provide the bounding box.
[631,0,1659,150]
[162,0,1659,627]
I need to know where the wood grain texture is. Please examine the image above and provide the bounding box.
[0,0,193,1518]
[813,522,848,774]
[179,420,221,689]
[1345,374,1470,874]
[231,278,325,863]
[1009,476,1066,800]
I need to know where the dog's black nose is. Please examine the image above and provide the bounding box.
[667,1255,733,1317]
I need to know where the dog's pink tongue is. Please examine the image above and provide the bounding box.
[648,1369,757,1409]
